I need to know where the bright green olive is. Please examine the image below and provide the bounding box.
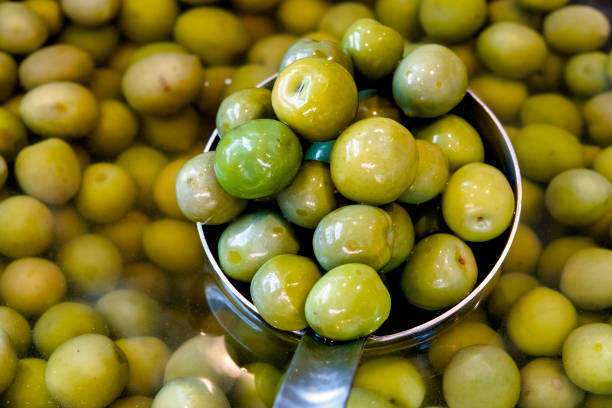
[331,117,418,205]
[476,22,547,79]
[564,52,610,97]
[519,358,585,408]
[501,224,542,274]
[218,210,299,282]
[175,152,248,225]
[543,5,610,54]
[420,0,487,44]
[305,263,391,341]
[414,114,484,171]
[280,38,353,74]
[0,358,56,408]
[141,106,199,154]
[536,235,596,288]
[341,18,403,79]
[0,3,48,55]
[520,93,583,137]
[562,323,612,395]
[393,44,468,118]
[153,377,230,408]
[248,34,298,70]
[399,139,449,205]
[401,233,477,310]
[214,119,303,199]
[469,75,528,122]
[443,345,520,408]
[560,247,612,311]
[272,57,358,142]
[127,42,188,67]
[317,3,374,39]
[119,0,178,44]
[250,254,322,331]
[313,204,394,271]
[0,195,53,258]
[545,169,612,226]
[585,91,612,146]
[115,336,170,396]
[380,203,414,273]
[95,289,162,338]
[487,272,540,321]
[507,287,577,356]
[442,162,515,242]
[216,88,274,137]
[59,24,119,65]
[276,160,336,229]
[19,81,99,140]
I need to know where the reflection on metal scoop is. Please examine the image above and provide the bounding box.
[197,74,522,408]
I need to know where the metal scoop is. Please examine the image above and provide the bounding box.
[197,74,522,408]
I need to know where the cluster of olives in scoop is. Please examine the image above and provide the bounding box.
[177,18,515,341]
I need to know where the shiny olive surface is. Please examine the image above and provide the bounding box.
[442,162,515,242]
[312,204,394,271]
[175,152,248,225]
[392,44,468,118]
[380,203,414,273]
[250,254,322,331]
[272,57,358,142]
[414,114,484,171]
[399,139,449,205]
[215,88,274,138]
[401,233,478,310]
[276,160,336,229]
[218,210,299,282]
[341,18,403,79]
[305,263,391,341]
[214,119,303,199]
[330,117,418,205]
[279,38,353,73]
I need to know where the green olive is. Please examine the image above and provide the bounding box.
[19,81,99,140]
[536,236,597,288]
[280,38,353,74]
[33,301,109,358]
[0,329,17,394]
[519,358,585,408]
[272,57,358,142]
[15,138,81,205]
[355,90,400,122]
[527,51,566,93]
[564,52,610,97]
[543,5,610,54]
[562,323,612,394]
[96,289,162,338]
[313,204,394,271]
[442,162,515,242]
[560,247,612,311]
[86,100,139,157]
[393,44,468,118]
[520,178,545,226]
[141,106,199,154]
[278,0,329,35]
[380,203,415,273]
[317,3,374,39]
[87,68,122,101]
[216,88,274,137]
[76,163,137,224]
[60,0,120,26]
[276,160,336,229]
[507,286,577,356]
[331,117,418,205]
[401,233,478,310]
[399,139,449,205]
[487,272,540,321]
[420,0,487,44]
[46,334,129,408]
[305,263,391,341]
[443,345,520,408]
[121,52,203,116]
[154,158,188,219]
[248,34,298,70]
[18,44,94,90]
[585,91,612,146]
[520,93,583,137]
[127,42,188,67]
[487,0,541,29]
[0,307,31,357]
[341,18,403,79]
[119,0,178,44]
[173,7,249,65]
[469,75,528,122]
[109,396,153,408]
[476,22,547,79]
[0,3,48,55]
[428,321,505,372]
[218,210,299,282]
[0,257,66,317]
[0,51,16,103]
[0,195,53,258]
[250,254,322,331]
[176,152,248,225]
[545,169,612,226]
[0,358,56,408]
[0,108,28,161]
[97,210,149,263]
[59,24,119,65]
[374,0,421,40]
[501,223,541,274]
[414,114,484,171]
[115,336,170,396]
[153,377,230,408]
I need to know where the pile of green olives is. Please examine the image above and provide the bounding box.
[0,0,611,407]
[178,20,517,343]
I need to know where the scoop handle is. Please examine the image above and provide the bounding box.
[273,334,366,408]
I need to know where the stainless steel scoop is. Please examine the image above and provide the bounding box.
[197,74,522,408]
